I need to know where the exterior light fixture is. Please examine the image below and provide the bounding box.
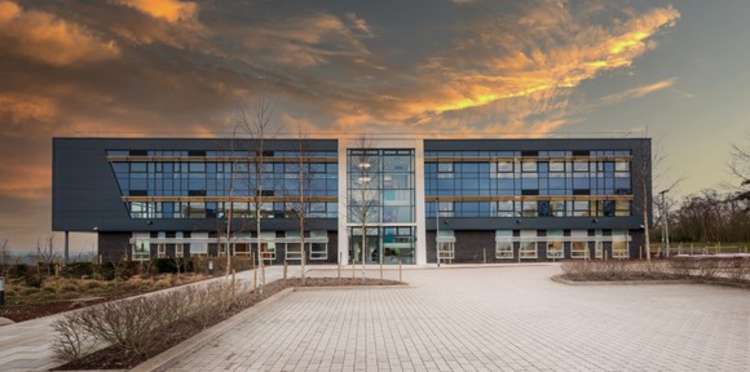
[358,176,371,184]
[358,162,371,169]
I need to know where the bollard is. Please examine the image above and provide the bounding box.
[283,261,288,280]
[0,276,4,306]
[398,260,403,283]
[337,252,342,280]
[208,260,214,275]
[483,248,487,264]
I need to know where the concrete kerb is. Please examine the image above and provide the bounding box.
[550,274,693,286]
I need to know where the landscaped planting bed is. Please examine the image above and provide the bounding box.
[558,257,750,288]
[0,257,261,322]
[52,277,405,370]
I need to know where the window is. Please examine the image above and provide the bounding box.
[519,230,537,259]
[157,244,166,258]
[496,201,514,217]
[438,202,453,217]
[521,201,537,217]
[571,230,588,259]
[550,200,565,217]
[497,161,513,173]
[615,200,630,216]
[573,201,590,217]
[438,162,453,173]
[495,230,513,259]
[132,239,150,261]
[538,200,550,217]
[612,231,629,258]
[546,230,564,259]
[602,200,616,217]
[521,161,537,172]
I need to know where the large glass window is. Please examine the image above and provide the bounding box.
[546,230,564,259]
[519,230,538,259]
[495,230,514,259]
[348,149,416,264]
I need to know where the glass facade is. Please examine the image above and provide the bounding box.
[108,150,338,219]
[425,150,632,218]
[347,149,416,264]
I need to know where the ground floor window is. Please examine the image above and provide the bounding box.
[546,230,564,259]
[519,230,538,259]
[309,231,329,261]
[349,226,415,264]
[157,244,166,258]
[570,230,589,259]
[436,230,455,263]
[571,241,587,259]
[495,230,513,259]
[612,231,630,258]
[132,239,150,261]
[259,232,276,263]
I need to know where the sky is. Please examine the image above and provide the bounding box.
[1,0,749,252]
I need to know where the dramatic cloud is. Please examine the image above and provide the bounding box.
[0,0,120,66]
[114,0,198,23]
[601,78,676,104]
[0,1,683,248]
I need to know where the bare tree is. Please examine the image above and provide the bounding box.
[284,128,311,285]
[634,140,681,261]
[234,97,276,291]
[0,239,9,276]
[36,236,58,276]
[347,137,378,281]
[730,135,750,205]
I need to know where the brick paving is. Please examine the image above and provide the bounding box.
[168,265,750,372]
[0,265,300,372]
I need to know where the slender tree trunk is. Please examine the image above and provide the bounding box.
[361,224,366,282]
[643,182,651,262]
[225,205,233,275]
[299,143,306,285]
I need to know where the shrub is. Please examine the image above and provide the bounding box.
[154,258,178,274]
[83,280,104,290]
[62,262,95,278]
[60,283,79,293]
[24,273,44,288]
[52,279,245,364]
[11,264,31,278]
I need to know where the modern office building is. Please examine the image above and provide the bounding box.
[52,136,651,264]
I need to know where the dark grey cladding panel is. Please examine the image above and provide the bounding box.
[426,217,645,231]
[424,138,650,151]
[52,137,338,232]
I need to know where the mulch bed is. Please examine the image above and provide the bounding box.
[54,277,404,370]
[0,298,111,323]
[0,276,211,323]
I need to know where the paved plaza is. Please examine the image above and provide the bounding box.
[0,266,300,371]
[167,265,750,372]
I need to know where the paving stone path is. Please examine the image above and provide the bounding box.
[0,266,301,371]
[167,265,750,372]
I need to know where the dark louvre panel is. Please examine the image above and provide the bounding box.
[188,150,206,156]
[129,150,148,156]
